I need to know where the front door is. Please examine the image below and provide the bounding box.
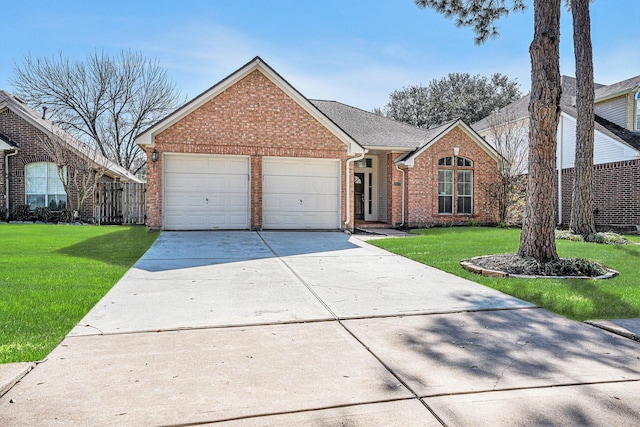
[354,173,365,220]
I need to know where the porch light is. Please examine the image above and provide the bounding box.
[453,147,460,156]
[151,148,159,163]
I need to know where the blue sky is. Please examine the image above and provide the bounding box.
[1,1,638,111]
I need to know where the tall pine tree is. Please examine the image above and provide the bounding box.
[416,0,561,261]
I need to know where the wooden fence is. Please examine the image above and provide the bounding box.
[94,182,146,225]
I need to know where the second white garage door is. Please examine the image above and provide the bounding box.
[163,154,249,230]
[263,157,340,229]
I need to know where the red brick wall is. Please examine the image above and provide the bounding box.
[0,110,111,220]
[560,159,640,231]
[147,69,350,229]
[0,109,98,220]
[403,126,500,226]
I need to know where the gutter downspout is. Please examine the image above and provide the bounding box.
[557,115,563,225]
[5,149,18,219]
[394,163,406,227]
[344,152,366,228]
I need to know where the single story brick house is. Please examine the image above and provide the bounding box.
[136,57,505,231]
[474,75,640,231]
[0,90,141,220]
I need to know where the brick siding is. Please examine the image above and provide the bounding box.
[147,70,350,229]
[401,127,500,227]
[0,109,100,220]
[560,159,640,231]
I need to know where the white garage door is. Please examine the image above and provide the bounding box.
[163,154,249,230]
[263,157,340,229]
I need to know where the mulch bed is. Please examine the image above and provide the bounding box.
[461,253,616,279]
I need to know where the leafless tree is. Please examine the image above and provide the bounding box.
[484,106,529,223]
[40,126,109,220]
[11,50,183,175]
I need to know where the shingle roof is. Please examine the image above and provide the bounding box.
[594,75,640,102]
[593,114,640,152]
[310,100,444,149]
[0,132,18,147]
[472,76,640,154]
[0,90,141,182]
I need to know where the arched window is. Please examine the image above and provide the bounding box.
[25,162,67,210]
[438,156,473,215]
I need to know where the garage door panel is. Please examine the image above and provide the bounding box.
[163,154,249,230]
[263,157,340,230]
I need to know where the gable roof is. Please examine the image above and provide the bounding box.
[472,75,640,155]
[311,100,442,150]
[0,90,141,182]
[594,75,640,103]
[395,119,504,167]
[135,56,365,155]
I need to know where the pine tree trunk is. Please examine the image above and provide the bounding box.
[518,0,561,262]
[569,0,596,237]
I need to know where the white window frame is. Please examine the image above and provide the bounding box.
[25,162,67,210]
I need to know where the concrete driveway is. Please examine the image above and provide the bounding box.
[1,231,640,426]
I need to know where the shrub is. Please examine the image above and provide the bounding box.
[497,222,510,229]
[11,204,31,221]
[59,209,79,223]
[0,206,7,222]
[585,232,629,245]
[34,207,53,222]
[468,220,478,227]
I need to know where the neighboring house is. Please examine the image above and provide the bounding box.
[136,57,505,231]
[473,75,640,231]
[0,90,142,220]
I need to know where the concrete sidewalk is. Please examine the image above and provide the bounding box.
[1,231,639,426]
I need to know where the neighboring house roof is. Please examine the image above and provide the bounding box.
[0,90,141,182]
[310,100,441,150]
[0,132,18,150]
[593,114,640,152]
[472,75,640,155]
[135,56,365,155]
[594,75,640,102]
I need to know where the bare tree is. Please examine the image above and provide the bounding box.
[484,106,529,223]
[40,126,109,220]
[11,50,183,175]
[416,0,561,262]
[569,0,596,236]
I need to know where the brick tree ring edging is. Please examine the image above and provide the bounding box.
[460,255,619,280]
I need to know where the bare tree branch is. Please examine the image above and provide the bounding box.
[11,50,184,175]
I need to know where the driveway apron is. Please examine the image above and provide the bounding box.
[1,231,639,426]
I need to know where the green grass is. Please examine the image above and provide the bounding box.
[370,227,640,321]
[0,224,158,363]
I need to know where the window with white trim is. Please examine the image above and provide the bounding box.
[437,156,473,215]
[25,162,67,210]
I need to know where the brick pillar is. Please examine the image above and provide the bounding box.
[250,155,262,230]
[146,148,162,230]
[387,153,404,226]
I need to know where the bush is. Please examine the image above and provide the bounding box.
[468,220,478,227]
[585,232,630,245]
[497,222,510,229]
[11,204,31,221]
[34,207,53,222]
[0,206,7,222]
[59,209,79,223]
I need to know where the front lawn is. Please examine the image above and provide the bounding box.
[370,227,640,321]
[0,224,158,363]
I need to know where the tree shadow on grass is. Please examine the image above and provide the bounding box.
[55,228,147,268]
